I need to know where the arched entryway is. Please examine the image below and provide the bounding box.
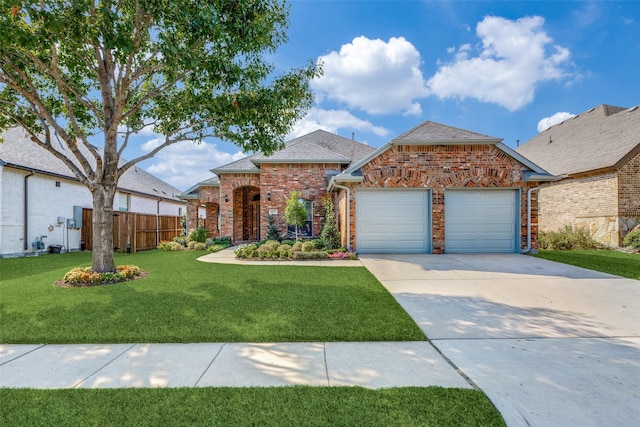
[233,186,260,242]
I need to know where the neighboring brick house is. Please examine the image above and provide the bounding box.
[516,104,640,246]
[184,122,555,253]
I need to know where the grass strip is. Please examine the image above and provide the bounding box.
[534,249,639,280]
[0,251,425,343]
[0,387,505,427]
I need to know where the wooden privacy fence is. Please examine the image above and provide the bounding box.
[81,209,183,253]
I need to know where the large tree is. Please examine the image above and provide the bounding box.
[0,0,318,272]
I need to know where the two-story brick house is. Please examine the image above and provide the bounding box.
[182,121,555,253]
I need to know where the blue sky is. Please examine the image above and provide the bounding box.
[138,0,640,191]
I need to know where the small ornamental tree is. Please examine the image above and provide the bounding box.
[284,191,307,240]
[320,194,340,250]
[265,213,281,241]
[0,0,319,273]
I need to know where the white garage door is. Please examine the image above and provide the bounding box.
[445,190,518,253]
[356,190,430,253]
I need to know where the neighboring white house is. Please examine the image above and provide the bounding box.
[0,127,185,257]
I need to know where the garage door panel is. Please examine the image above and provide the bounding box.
[357,190,430,253]
[445,190,517,253]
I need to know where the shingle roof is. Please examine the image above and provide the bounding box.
[516,104,640,176]
[392,121,502,144]
[180,176,220,200]
[251,141,350,164]
[212,129,375,172]
[0,127,183,202]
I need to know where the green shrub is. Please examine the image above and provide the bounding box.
[203,237,231,249]
[158,241,184,251]
[173,236,188,247]
[234,243,257,259]
[301,241,316,252]
[263,240,281,251]
[266,214,281,241]
[281,239,295,246]
[187,224,210,243]
[207,244,226,253]
[277,244,292,258]
[538,225,603,250]
[320,195,341,250]
[192,242,207,251]
[292,251,328,260]
[623,229,640,249]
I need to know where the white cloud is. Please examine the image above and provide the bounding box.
[427,16,572,111]
[289,107,390,140]
[142,138,245,190]
[537,111,576,132]
[312,36,429,115]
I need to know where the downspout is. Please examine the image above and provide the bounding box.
[156,199,162,248]
[332,183,351,251]
[23,171,35,250]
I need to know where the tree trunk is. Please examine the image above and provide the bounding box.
[91,184,117,273]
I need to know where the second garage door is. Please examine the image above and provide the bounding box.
[445,190,518,253]
[356,190,430,253]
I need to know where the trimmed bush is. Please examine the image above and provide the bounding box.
[292,251,328,260]
[302,241,316,252]
[327,250,358,260]
[192,242,207,251]
[538,225,603,250]
[158,241,184,251]
[277,244,292,258]
[291,242,303,253]
[623,229,640,250]
[173,236,188,247]
[234,243,257,259]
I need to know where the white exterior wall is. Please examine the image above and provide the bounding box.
[1,167,185,257]
[0,168,91,256]
[124,192,184,216]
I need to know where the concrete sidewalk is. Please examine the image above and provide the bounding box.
[0,342,471,389]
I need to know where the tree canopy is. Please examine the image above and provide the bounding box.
[0,0,318,271]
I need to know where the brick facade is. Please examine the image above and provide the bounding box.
[343,144,537,253]
[186,139,546,253]
[538,151,640,246]
[217,174,260,241]
[258,163,341,240]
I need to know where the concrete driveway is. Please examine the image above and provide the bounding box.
[359,253,640,427]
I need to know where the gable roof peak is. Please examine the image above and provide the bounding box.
[392,120,501,144]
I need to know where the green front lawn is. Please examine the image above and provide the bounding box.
[534,249,640,280]
[0,251,425,343]
[0,387,505,427]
